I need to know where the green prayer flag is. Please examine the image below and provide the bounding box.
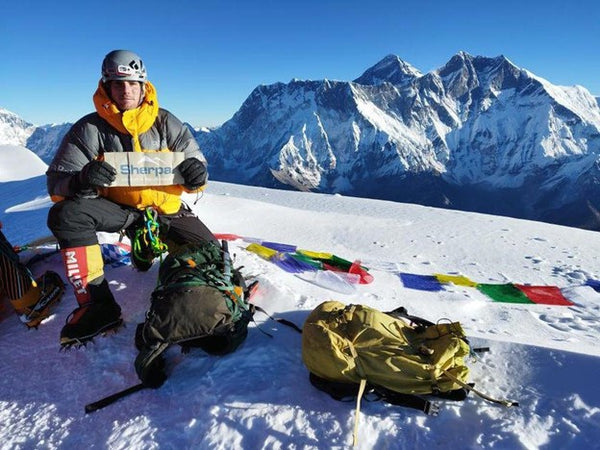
[477,283,533,304]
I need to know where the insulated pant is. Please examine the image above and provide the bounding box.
[47,197,217,303]
[47,197,217,249]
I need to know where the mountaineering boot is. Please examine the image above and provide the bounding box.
[60,279,122,347]
[1,232,64,327]
[59,244,122,347]
[14,271,65,328]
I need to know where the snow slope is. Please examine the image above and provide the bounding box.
[1,149,599,449]
[0,144,47,182]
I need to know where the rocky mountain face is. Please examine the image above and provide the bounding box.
[3,52,600,230]
[26,124,71,162]
[193,52,600,230]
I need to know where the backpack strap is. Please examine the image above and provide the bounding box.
[309,372,372,401]
[308,372,440,416]
[385,306,435,330]
[155,241,235,293]
[442,369,519,407]
[372,385,440,416]
[352,379,368,447]
[222,240,232,278]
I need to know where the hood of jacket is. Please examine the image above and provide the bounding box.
[93,80,159,152]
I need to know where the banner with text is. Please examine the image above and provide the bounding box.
[103,152,185,187]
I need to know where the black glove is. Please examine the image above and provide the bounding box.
[78,160,117,189]
[177,158,207,190]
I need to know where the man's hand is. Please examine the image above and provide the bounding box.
[177,158,207,190]
[79,160,117,189]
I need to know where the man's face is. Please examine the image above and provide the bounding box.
[109,81,144,111]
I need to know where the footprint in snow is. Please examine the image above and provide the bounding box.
[524,255,544,264]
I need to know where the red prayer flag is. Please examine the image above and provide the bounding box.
[515,285,574,306]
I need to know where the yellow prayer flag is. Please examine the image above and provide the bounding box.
[246,243,277,260]
[434,273,479,287]
[297,249,333,260]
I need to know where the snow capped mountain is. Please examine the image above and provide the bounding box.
[0,108,69,164]
[0,108,35,147]
[353,54,422,86]
[194,52,600,230]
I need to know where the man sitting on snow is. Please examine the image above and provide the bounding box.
[46,49,217,348]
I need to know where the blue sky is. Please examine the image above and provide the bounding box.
[2,0,599,128]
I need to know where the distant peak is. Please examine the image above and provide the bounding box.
[455,50,473,59]
[438,51,520,77]
[354,54,422,86]
[444,51,516,68]
[0,107,21,118]
[439,52,474,75]
[473,54,518,68]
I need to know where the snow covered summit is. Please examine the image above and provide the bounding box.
[195,52,600,230]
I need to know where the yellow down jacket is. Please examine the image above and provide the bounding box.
[46,81,206,214]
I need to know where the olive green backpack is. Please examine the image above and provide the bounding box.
[134,240,255,387]
[302,300,517,441]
